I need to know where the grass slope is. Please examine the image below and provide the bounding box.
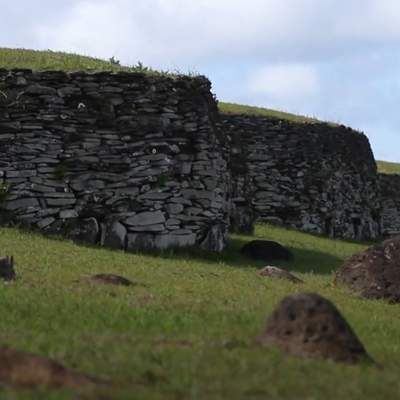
[0,47,161,75]
[218,102,321,124]
[376,160,400,174]
[0,224,398,399]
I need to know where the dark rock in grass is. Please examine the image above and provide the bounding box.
[0,346,100,389]
[257,293,373,364]
[258,266,303,284]
[335,236,400,302]
[0,256,16,281]
[82,273,134,287]
[241,240,293,262]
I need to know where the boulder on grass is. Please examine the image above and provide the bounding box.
[241,240,293,262]
[257,293,373,364]
[258,266,303,284]
[335,236,400,302]
[0,256,15,281]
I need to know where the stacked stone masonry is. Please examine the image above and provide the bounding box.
[380,173,400,236]
[0,69,229,252]
[221,114,382,240]
[0,69,396,250]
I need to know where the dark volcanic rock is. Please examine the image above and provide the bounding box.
[258,293,372,364]
[241,240,293,262]
[82,273,134,287]
[258,266,303,284]
[101,220,127,249]
[335,236,400,302]
[0,256,15,281]
[0,346,100,389]
[65,217,100,245]
[200,223,228,252]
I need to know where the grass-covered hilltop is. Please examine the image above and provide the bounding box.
[2,47,400,399]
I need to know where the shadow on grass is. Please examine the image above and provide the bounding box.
[3,225,345,276]
[151,237,344,275]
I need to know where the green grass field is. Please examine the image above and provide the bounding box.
[376,160,400,174]
[218,102,321,124]
[0,47,164,75]
[1,224,399,399]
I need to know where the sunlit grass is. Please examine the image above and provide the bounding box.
[0,224,398,399]
[377,160,400,174]
[0,47,169,76]
[218,101,323,124]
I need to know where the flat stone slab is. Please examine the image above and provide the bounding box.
[257,293,373,364]
[258,266,303,284]
[124,211,166,226]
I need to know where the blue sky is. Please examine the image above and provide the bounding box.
[2,0,400,161]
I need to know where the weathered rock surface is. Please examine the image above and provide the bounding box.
[200,223,227,252]
[222,114,381,241]
[0,346,100,389]
[0,69,229,253]
[101,220,127,249]
[241,240,293,262]
[0,256,15,281]
[258,293,372,364]
[65,217,100,245]
[335,236,400,302]
[258,266,303,284]
[380,173,400,237]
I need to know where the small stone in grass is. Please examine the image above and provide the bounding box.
[0,256,16,281]
[258,266,304,284]
[81,273,135,287]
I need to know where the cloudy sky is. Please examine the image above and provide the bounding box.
[2,0,400,161]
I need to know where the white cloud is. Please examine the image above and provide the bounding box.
[248,63,320,100]
[335,1,400,42]
[32,0,333,67]
[22,0,400,69]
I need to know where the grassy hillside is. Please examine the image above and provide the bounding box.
[376,160,400,174]
[0,47,160,74]
[218,102,321,124]
[0,224,398,399]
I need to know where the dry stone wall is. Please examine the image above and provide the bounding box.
[0,69,394,248]
[221,114,381,240]
[0,69,229,252]
[380,173,400,236]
